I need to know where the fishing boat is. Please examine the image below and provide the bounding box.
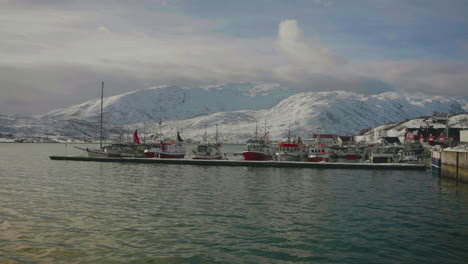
[242,122,274,161]
[344,153,361,160]
[395,142,425,163]
[307,145,330,162]
[370,145,397,163]
[192,125,224,160]
[307,130,330,162]
[275,124,305,161]
[144,121,186,158]
[103,130,146,157]
[395,149,423,163]
[343,135,361,161]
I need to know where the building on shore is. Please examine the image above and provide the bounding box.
[461,129,468,143]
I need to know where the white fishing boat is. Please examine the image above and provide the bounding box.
[307,145,330,162]
[395,143,424,163]
[192,125,224,160]
[307,129,330,162]
[144,121,186,158]
[103,130,146,157]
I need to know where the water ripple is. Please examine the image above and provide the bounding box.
[1,144,468,263]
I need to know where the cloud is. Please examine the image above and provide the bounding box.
[0,1,467,116]
[0,2,268,83]
[345,60,468,96]
[277,19,346,72]
[96,25,111,34]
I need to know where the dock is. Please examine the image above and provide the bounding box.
[49,156,427,170]
[439,147,468,183]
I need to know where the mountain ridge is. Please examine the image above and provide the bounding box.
[2,82,467,143]
[35,82,295,124]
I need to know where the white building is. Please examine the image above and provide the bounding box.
[461,129,468,143]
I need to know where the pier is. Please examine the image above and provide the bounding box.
[49,156,427,170]
[440,148,468,184]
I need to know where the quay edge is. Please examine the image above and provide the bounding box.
[437,148,468,184]
[49,156,427,171]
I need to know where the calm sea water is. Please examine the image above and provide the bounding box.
[1,143,468,263]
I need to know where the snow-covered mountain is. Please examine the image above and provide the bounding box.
[0,114,122,142]
[2,83,468,143]
[35,82,295,125]
[141,91,468,143]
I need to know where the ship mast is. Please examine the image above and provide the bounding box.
[203,125,208,144]
[255,120,258,139]
[157,119,162,142]
[315,127,321,147]
[100,81,104,150]
[445,113,449,140]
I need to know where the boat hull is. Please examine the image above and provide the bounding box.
[372,156,395,163]
[193,156,223,160]
[344,154,360,160]
[121,152,146,158]
[308,157,330,162]
[87,151,109,158]
[243,151,273,161]
[276,152,302,161]
[431,157,441,173]
[144,152,185,159]
[160,153,185,159]
[74,146,109,158]
[430,148,442,174]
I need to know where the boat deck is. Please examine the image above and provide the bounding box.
[49,156,427,170]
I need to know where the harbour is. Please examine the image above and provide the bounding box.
[2,1,468,262]
[49,155,427,170]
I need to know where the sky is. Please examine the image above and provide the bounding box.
[1,0,467,116]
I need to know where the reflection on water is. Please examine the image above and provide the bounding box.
[1,143,468,263]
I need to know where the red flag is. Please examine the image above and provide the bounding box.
[133,130,140,144]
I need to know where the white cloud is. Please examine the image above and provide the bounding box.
[0,1,467,116]
[276,19,346,80]
[0,2,269,82]
[96,25,111,34]
[345,60,468,96]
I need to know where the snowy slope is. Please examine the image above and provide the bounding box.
[35,82,295,125]
[262,91,467,135]
[126,91,468,143]
[0,114,122,142]
[3,85,468,143]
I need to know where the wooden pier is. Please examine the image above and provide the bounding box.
[49,156,427,170]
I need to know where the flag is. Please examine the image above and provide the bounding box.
[177,131,184,142]
[133,130,140,144]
